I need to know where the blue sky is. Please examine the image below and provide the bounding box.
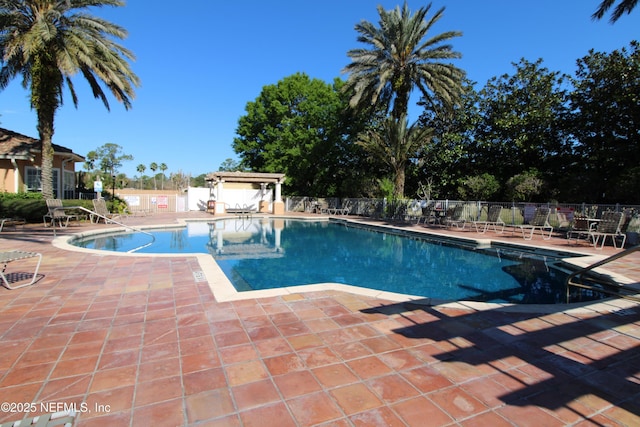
[1,1,637,179]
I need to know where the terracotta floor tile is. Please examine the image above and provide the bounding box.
[219,343,259,365]
[286,333,324,351]
[392,396,453,427]
[183,367,228,395]
[132,398,185,427]
[134,376,183,406]
[83,385,135,419]
[247,325,280,341]
[186,389,236,424]
[298,346,341,368]
[139,341,180,363]
[459,410,514,427]
[429,386,488,421]
[50,355,99,378]
[0,362,53,387]
[137,357,181,382]
[180,335,216,356]
[366,374,420,403]
[330,383,383,415]
[496,404,565,427]
[225,360,269,386]
[347,356,393,380]
[232,378,281,410]
[61,341,104,360]
[239,402,297,427]
[349,406,406,427]
[287,391,344,426]
[97,349,139,370]
[312,363,359,388]
[181,351,221,374]
[263,353,305,376]
[331,342,373,360]
[89,365,137,392]
[360,336,402,354]
[401,365,453,393]
[273,370,322,398]
[215,330,250,348]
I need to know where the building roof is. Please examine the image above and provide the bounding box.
[0,127,85,162]
[205,171,286,184]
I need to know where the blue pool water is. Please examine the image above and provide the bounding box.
[72,218,603,304]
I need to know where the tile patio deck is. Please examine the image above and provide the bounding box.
[0,212,639,426]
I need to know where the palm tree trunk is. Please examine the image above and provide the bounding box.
[394,165,406,199]
[37,108,56,200]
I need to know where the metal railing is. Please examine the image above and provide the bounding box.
[51,206,155,253]
[566,245,640,302]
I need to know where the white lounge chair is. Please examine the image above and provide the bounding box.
[0,217,26,232]
[588,211,626,249]
[0,250,42,289]
[92,199,122,224]
[519,207,553,240]
[43,199,78,228]
[473,205,505,234]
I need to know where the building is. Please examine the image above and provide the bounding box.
[0,127,85,198]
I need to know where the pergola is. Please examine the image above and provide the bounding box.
[204,171,286,215]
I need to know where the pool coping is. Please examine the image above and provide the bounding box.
[51,215,640,314]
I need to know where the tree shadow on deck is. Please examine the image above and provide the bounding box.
[361,300,640,420]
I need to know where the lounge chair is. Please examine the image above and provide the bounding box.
[0,250,42,289]
[566,215,592,243]
[0,217,26,232]
[443,204,467,229]
[92,199,122,224]
[473,205,505,234]
[518,207,553,240]
[329,200,352,215]
[43,199,78,228]
[588,211,626,249]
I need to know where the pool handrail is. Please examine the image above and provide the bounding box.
[51,206,156,251]
[566,244,640,302]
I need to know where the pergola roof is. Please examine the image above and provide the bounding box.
[205,171,285,184]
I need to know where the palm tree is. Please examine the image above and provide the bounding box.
[342,1,464,121]
[357,114,432,198]
[0,0,139,199]
[593,0,638,22]
[159,163,167,190]
[136,164,146,189]
[149,162,157,190]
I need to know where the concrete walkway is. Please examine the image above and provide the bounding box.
[0,212,638,426]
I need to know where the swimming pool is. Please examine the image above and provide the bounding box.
[70,218,605,304]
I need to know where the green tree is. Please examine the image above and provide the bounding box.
[0,0,139,199]
[457,173,500,201]
[417,79,481,198]
[356,114,432,199]
[568,41,640,202]
[149,162,157,190]
[505,169,545,202]
[342,2,464,198]
[473,59,571,200]
[88,143,132,192]
[218,158,242,172]
[136,164,146,189]
[234,73,373,196]
[342,1,464,121]
[592,0,638,22]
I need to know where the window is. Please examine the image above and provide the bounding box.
[25,167,60,197]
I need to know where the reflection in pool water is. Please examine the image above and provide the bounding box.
[72,218,606,304]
